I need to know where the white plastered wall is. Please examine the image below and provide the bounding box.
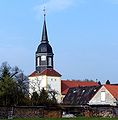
[47,76,61,103]
[28,75,61,103]
[28,75,47,95]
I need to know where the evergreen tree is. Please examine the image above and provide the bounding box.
[98,81,101,86]
[0,62,30,106]
[106,80,110,84]
[0,62,18,106]
[39,88,49,105]
[31,92,39,106]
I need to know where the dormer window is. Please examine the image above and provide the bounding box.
[73,90,76,93]
[94,89,96,92]
[82,90,85,93]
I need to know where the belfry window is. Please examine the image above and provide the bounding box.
[37,57,40,66]
[48,57,52,66]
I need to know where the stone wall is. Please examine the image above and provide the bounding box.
[0,106,62,119]
[92,106,117,118]
[62,105,118,118]
[14,106,44,118]
[1,106,118,118]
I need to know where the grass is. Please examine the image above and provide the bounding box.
[2,117,118,120]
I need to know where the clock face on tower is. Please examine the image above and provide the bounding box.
[41,55,46,61]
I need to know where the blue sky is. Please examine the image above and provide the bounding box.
[0,0,118,83]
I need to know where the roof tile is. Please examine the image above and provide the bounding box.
[61,80,99,95]
[104,84,118,99]
[39,69,61,77]
[63,86,101,105]
[29,69,61,77]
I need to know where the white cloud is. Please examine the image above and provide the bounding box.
[34,0,75,16]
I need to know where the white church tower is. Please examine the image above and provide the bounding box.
[29,12,62,102]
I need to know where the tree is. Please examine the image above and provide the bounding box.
[38,88,49,105]
[106,80,110,84]
[98,81,101,86]
[83,79,95,82]
[0,62,18,106]
[34,87,58,106]
[0,62,30,106]
[31,92,39,106]
[47,85,58,105]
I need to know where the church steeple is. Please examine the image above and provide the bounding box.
[35,11,54,73]
[41,13,49,43]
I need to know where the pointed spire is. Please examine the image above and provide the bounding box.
[41,8,49,43]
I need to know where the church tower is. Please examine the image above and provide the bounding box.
[36,14,54,73]
[29,12,62,103]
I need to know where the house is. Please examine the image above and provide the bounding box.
[63,84,118,106]
[89,84,118,106]
[63,85,118,117]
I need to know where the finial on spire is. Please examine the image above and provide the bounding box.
[41,6,48,43]
[43,7,46,19]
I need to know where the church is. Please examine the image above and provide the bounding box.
[28,13,62,102]
[28,13,98,103]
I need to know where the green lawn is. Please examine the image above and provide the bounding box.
[3,117,118,120]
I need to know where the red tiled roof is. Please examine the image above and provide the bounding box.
[39,69,61,77]
[29,69,61,77]
[29,71,40,77]
[61,80,99,95]
[104,85,118,99]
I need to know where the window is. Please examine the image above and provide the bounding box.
[82,90,85,93]
[94,89,96,92]
[101,91,105,102]
[48,57,52,66]
[41,55,46,61]
[37,57,40,66]
[73,90,76,93]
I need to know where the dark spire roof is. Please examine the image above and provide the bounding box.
[41,14,49,43]
[36,12,53,54]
